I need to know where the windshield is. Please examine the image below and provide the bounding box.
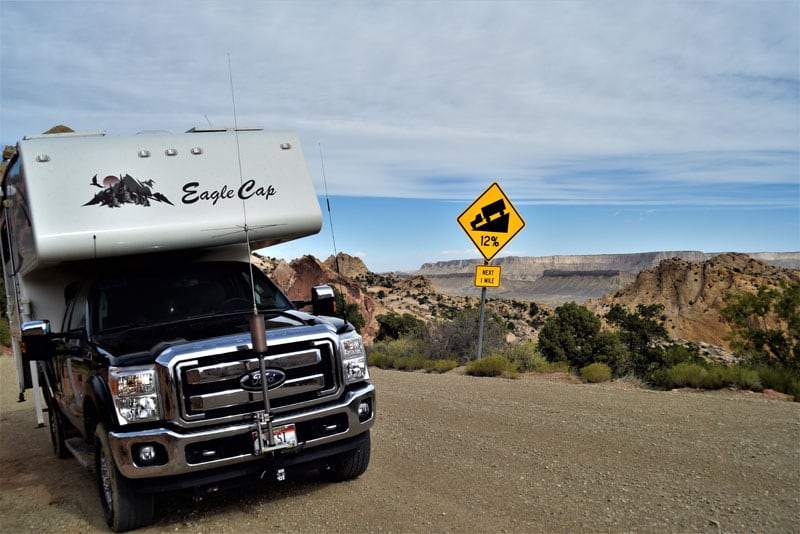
[93,262,291,333]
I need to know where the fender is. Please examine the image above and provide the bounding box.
[84,373,115,432]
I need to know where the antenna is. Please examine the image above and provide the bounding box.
[318,143,348,324]
[228,54,276,454]
[227,53,260,319]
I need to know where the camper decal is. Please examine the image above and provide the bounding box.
[181,180,277,206]
[84,174,174,208]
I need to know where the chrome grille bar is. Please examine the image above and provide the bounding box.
[189,374,326,411]
[185,349,321,385]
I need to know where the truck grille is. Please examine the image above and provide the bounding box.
[174,338,338,422]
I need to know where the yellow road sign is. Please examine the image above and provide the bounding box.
[475,265,501,288]
[457,182,525,262]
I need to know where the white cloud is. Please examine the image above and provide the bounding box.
[1,0,796,209]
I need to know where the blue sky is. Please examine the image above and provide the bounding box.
[1,1,798,272]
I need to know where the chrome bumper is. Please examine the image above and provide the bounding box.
[108,382,375,479]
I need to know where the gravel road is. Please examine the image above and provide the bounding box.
[1,356,798,533]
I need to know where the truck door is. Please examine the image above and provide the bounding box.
[55,285,91,425]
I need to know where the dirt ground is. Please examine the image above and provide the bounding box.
[1,355,798,533]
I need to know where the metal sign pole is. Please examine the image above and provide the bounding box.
[476,285,487,360]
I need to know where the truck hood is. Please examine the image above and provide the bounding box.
[94,310,338,365]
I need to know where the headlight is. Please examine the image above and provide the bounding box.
[109,366,162,424]
[340,334,369,385]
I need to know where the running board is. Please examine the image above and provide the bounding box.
[65,437,95,473]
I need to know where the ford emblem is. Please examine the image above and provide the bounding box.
[240,369,286,391]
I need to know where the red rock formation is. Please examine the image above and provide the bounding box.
[256,254,381,342]
[588,253,800,349]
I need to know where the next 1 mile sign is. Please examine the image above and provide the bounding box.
[475,265,501,288]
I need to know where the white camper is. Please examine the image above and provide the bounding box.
[1,127,374,532]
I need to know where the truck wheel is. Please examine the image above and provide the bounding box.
[328,431,371,481]
[94,424,154,532]
[47,404,70,459]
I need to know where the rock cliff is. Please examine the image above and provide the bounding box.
[323,253,370,279]
[255,254,382,342]
[256,251,798,353]
[415,251,799,305]
[586,253,800,349]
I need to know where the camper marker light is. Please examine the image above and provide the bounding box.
[280,143,292,150]
[138,149,151,158]
[109,366,162,424]
[165,148,178,156]
[190,147,203,155]
[36,154,50,162]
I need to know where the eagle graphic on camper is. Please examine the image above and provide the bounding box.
[84,173,174,208]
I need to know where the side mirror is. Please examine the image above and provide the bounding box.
[312,285,336,317]
[20,320,53,362]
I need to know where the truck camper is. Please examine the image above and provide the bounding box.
[0,127,375,531]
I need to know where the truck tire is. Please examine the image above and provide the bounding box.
[47,403,70,459]
[329,431,371,481]
[94,424,154,532]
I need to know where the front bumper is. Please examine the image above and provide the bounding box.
[108,382,375,480]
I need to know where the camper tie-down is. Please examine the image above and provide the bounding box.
[0,126,375,532]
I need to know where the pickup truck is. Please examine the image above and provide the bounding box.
[2,126,375,531]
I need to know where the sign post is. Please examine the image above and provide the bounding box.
[476,283,487,361]
[457,183,525,359]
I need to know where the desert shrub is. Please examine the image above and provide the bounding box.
[391,356,411,371]
[368,352,394,369]
[538,302,602,369]
[375,312,426,341]
[333,287,365,333]
[369,340,455,373]
[580,362,612,383]
[723,281,799,369]
[616,373,648,389]
[393,354,429,371]
[368,336,428,371]
[651,363,767,393]
[426,359,458,373]
[667,363,708,388]
[465,354,518,378]
[662,343,702,368]
[425,308,507,364]
[703,364,738,389]
[498,340,538,372]
[734,368,763,392]
[648,368,672,390]
[528,353,570,373]
[755,365,799,400]
[540,359,570,373]
[591,330,627,374]
[369,336,423,360]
